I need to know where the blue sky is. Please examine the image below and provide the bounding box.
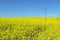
[0,0,60,17]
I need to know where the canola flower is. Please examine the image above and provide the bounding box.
[0,17,60,40]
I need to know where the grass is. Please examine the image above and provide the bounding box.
[0,17,60,40]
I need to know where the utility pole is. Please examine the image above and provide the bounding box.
[45,7,47,22]
[57,13,59,20]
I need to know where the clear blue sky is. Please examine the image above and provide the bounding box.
[0,0,60,17]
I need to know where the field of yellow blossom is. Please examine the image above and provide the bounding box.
[0,17,60,40]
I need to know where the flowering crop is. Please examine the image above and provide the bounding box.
[0,18,60,40]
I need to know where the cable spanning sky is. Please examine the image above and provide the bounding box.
[0,0,60,17]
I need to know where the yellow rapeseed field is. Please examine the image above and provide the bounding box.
[0,17,60,40]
